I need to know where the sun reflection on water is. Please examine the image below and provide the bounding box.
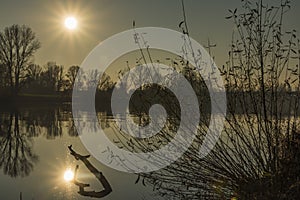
[63,169,74,182]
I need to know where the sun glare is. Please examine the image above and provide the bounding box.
[64,169,74,182]
[64,17,78,30]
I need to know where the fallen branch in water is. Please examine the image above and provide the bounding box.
[68,145,112,198]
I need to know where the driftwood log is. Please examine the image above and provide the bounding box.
[68,145,112,198]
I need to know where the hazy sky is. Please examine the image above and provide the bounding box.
[0,0,299,68]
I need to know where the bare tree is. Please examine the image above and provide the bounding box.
[27,64,42,82]
[42,62,64,92]
[0,24,40,96]
[66,65,80,91]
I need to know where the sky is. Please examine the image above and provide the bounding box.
[0,0,299,68]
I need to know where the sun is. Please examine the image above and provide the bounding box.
[64,16,78,30]
[63,169,74,182]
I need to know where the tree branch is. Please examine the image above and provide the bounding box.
[68,145,112,198]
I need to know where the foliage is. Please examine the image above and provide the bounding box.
[110,0,300,199]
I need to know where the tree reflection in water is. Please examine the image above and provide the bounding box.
[0,106,105,178]
[0,112,38,177]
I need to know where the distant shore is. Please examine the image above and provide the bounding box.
[0,90,299,117]
[0,93,70,104]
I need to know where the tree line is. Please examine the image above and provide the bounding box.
[0,24,115,98]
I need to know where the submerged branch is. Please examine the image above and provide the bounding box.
[68,145,112,198]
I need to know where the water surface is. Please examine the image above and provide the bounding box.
[0,105,156,200]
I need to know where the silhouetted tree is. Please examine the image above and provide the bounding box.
[21,64,43,93]
[66,65,80,91]
[0,24,40,96]
[27,64,42,83]
[98,72,115,91]
[40,62,64,93]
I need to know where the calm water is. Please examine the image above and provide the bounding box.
[0,105,158,200]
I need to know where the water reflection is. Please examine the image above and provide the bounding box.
[0,105,77,178]
[0,111,38,177]
[0,105,154,200]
